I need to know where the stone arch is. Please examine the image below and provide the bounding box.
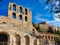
[25,16,27,21]
[34,39,37,45]
[25,8,27,15]
[15,34,21,45]
[48,36,50,40]
[24,35,30,45]
[19,6,22,13]
[12,13,16,19]
[0,32,10,45]
[51,36,53,40]
[32,29,35,34]
[13,4,16,11]
[19,15,22,20]
[45,36,47,39]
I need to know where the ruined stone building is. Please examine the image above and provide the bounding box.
[38,22,58,32]
[0,2,59,45]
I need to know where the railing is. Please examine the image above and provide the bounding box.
[0,42,8,45]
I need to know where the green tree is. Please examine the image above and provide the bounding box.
[35,25,43,32]
[55,30,60,35]
[32,23,44,32]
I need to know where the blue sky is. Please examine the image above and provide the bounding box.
[0,0,60,27]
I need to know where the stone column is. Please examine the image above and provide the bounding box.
[21,37,25,45]
[30,37,35,45]
[9,35,14,45]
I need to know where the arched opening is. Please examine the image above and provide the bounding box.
[51,36,53,40]
[25,16,27,21]
[32,29,35,34]
[24,35,30,45]
[13,4,16,11]
[0,33,9,45]
[19,15,22,20]
[24,9,27,15]
[19,7,22,13]
[34,39,37,45]
[45,36,47,39]
[12,13,16,19]
[15,35,21,45]
[48,36,50,40]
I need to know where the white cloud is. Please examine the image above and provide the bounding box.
[35,13,50,18]
[35,13,50,21]
[47,20,56,23]
[47,20,60,27]
[34,13,60,27]
[44,6,49,10]
[49,21,60,27]
[56,1,59,6]
[35,17,48,21]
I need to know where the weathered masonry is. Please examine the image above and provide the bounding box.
[0,2,59,45]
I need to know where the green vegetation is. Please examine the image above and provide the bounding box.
[32,23,60,35]
[55,30,60,35]
[55,37,60,45]
[32,23,44,32]
[35,25,43,32]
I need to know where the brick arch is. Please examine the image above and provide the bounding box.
[24,35,30,45]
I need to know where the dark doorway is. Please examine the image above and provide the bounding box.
[0,33,8,45]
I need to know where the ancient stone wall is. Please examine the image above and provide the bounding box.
[0,2,59,45]
[8,2,34,32]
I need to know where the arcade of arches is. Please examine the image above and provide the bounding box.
[0,31,56,45]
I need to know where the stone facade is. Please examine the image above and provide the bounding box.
[0,2,59,45]
[38,22,49,31]
[38,22,58,32]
